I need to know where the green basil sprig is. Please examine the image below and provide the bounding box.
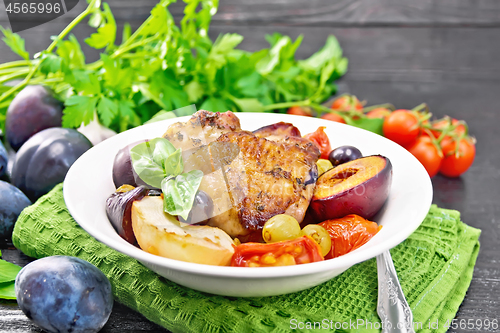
[130,138,203,220]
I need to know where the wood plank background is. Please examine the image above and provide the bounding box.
[1,1,500,332]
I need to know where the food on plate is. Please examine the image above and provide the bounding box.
[319,214,380,259]
[106,185,149,244]
[303,126,331,159]
[316,159,333,176]
[11,127,92,201]
[0,180,31,242]
[5,85,63,151]
[262,214,302,243]
[300,224,332,257]
[15,256,113,333]
[231,236,324,267]
[112,140,149,188]
[310,155,392,222]
[328,145,363,166]
[107,110,391,267]
[131,196,235,266]
[210,130,318,242]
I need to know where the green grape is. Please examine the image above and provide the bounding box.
[262,214,301,243]
[316,159,333,176]
[301,224,332,257]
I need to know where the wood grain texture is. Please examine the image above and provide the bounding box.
[3,0,500,27]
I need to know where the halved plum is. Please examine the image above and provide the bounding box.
[310,155,392,221]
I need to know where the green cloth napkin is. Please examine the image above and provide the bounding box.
[12,184,481,333]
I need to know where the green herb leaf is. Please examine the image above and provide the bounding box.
[200,97,230,112]
[85,3,116,50]
[0,259,21,284]
[97,96,118,127]
[345,117,384,136]
[56,35,86,69]
[130,138,178,188]
[0,282,16,300]
[233,98,265,112]
[162,170,204,220]
[0,27,29,60]
[164,148,183,177]
[63,95,99,128]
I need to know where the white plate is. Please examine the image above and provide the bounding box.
[64,113,433,297]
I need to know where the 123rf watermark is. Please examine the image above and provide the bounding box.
[290,318,499,331]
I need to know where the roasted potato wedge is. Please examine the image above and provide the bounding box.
[131,196,235,266]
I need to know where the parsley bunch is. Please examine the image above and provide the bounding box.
[0,0,347,133]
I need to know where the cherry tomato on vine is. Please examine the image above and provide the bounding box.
[439,137,476,177]
[382,110,420,147]
[430,118,466,139]
[287,106,314,117]
[366,107,391,119]
[230,236,324,267]
[320,112,346,124]
[407,135,443,178]
[331,95,363,113]
[304,126,332,159]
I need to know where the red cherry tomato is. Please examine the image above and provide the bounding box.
[331,95,363,113]
[366,107,391,119]
[320,112,346,124]
[382,110,420,147]
[304,126,332,159]
[287,106,313,117]
[439,137,476,177]
[430,118,467,139]
[407,135,443,178]
[318,214,380,259]
[230,236,324,267]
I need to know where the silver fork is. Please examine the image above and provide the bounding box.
[376,250,416,333]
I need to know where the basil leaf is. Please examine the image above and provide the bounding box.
[0,259,21,284]
[0,282,16,300]
[164,148,183,177]
[345,117,384,136]
[162,170,204,220]
[130,138,177,188]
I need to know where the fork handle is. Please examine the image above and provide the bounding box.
[376,250,416,333]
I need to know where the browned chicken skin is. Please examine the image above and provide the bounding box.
[161,111,319,242]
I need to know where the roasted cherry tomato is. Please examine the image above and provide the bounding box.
[287,106,314,117]
[407,135,443,178]
[331,95,363,113]
[304,126,332,160]
[231,236,324,267]
[382,109,420,147]
[439,137,476,177]
[318,214,380,259]
[320,112,346,123]
[366,107,391,119]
